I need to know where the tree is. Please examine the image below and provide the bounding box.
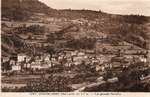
[45,46,56,60]
[22,75,72,92]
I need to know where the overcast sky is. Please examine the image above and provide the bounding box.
[39,0,150,16]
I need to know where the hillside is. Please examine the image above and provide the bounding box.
[2,0,54,21]
[1,0,150,57]
[51,10,150,49]
[1,33,32,57]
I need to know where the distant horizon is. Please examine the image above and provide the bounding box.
[39,0,150,16]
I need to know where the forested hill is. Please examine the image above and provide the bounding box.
[1,0,150,57]
[2,0,54,20]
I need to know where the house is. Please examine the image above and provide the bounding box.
[58,55,65,61]
[35,55,43,62]
[71,50,78,56]
[72,52,87,61]
[12,64,21,71]
[96,65,102,71]
[47,61,53,67]
[111,56,126,63]
[31,35,47,40]
[44,55,50,62]
[2,57,9,63]
[30,62,49,70]
[139,56,147,63]
[96,65,106,72]
[78,52,85,56]
[9,60,16,66]
[71,19,84,25]
[111,62,122,68]
[85,50,95,55]
[64,62,73,67]
[73,56,85,62]
[73,61,83,66]
[17,54,27,62]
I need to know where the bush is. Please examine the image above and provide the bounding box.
[21,75,73,92]
[66,37,96,49]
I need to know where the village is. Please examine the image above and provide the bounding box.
[2,25,149,75]
[1,0,150,91]
[2,43,150,92]
[2,18,150,91]
[2,35,149,78]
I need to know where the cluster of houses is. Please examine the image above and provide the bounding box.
[1,50,97,72]
[2,48,148,74]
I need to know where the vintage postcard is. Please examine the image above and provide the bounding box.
[0,0,150,97]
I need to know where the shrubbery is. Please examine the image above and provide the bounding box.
[21,75,72,92]
[66,37,96,49]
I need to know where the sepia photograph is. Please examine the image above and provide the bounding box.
[1,0,150,93]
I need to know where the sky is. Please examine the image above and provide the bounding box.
[39,0,150,16]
